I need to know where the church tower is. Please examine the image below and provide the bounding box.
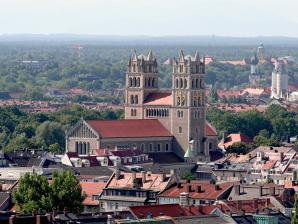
[125,50,159,119]
[171,50,208,161]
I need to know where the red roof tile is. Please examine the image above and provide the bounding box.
[80,181,106,206]
[159,181,233,200]
[206,122,217,136]
[129,204,188,218]
[220,133,252,149]
[86,119,172,138]
[144,92,173,106]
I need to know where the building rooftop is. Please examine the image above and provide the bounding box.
[86,119,172,138]
[143,92,173,106]
[159,180,234,200]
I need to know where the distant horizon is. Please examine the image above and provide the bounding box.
[1,0,298,36]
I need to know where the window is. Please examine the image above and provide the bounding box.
[149,143,153,152]
[209,142,212,150]
[178,126,182,133]
[141,144,145,151]
[157,144,161,152]
[135,95,138,104]
[165,144,169,151]
[130,95,134,104]
[115,203,118,209]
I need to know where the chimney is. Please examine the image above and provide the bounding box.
[237,200,242,210]
[179,192,189,207]
[36,215,41,224]
[266,198,270,207]
[160,173,166,182]
[9,215,15,224]
[132,172,136,185]
[63,207,68,215]
[170,169,177,177]
[115,167,120,180]
[259,186,263,197]
[254,199,258,210]
[141,171,146,183]
[234,185,241,195]
[215,185,220,191]
[280,152,284,161]
[270,187,275,196]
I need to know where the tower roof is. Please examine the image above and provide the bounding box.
[184,147,194,158]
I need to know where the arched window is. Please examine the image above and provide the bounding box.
[131,109,134,116]
[178,126,182,133]
[78,142,82,154]
[177,97,180,106]
[149,143,153,152]
[87,142,90,154]
[148,78,151,87]
[152,78,155,87]
[83,142,87,155]
[141,144,145,151]
[196,79,199,88]
[176,79,179,88]
[135,95,138,104]
[134,109,137,116]
[184,79,187,88]
[192,79,194,88]
[133,77,137,87]
[75,142,78,153]
[129,78,133,87]
[130,95,134,104]
[180,78,183,88]
[177,110,180,118]
[137,77,140,87]
[200,79,203,88]
[133,64,136,72]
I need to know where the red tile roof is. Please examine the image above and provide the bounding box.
[129,204,188,218]
[220,133,252,149]
[80,181,106,206]
[86,119,172,138]
[206,122,217,136]
[144,92,173,106]
[110,148,146,157]
[159,181,233,200]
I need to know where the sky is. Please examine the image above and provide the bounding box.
[1,0,298,37]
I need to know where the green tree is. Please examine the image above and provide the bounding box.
[13,171,85,214]
[13,173,51,214]
[50,171,85,213]
[226,142,250,154]
[292,195,298,224]
[181,172,196,181]
[48,143,61,154]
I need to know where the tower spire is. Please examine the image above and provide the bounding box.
[132,49,137,61]
[194,50,200,62]
[179,49,185,62]
[147,50,154,61]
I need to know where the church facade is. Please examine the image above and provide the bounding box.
[65,50,217,162]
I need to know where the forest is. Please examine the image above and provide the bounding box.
[0,105,123,153]
[1,43,298,102]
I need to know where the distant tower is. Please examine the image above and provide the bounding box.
[125,50,158,119]
[257,43,265,63]
[271,60,288,99]
[249,52,260,86]
[171,50,208,161]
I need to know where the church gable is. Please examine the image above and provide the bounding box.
[67,119,98,139]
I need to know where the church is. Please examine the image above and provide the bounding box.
[65,50,217,162]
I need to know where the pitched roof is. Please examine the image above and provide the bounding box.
[159,181,233,200]
[220,133,252,149]
[80,181,106,206]
[110,149,146,157]
[86,119,172,138]
[205,122,217,136]
[106,171,171,191]
[129,204,188,219]
[143,92,173,106]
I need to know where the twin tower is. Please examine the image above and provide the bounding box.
[124,50,209,161]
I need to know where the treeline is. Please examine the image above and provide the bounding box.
[1,44,298,101]
[0,105,123,152]
[207,105,298,151]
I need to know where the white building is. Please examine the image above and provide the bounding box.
[271,60,288,100]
